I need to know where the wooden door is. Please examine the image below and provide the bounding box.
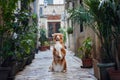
[48,22,60,38]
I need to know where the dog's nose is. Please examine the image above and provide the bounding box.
[56,36,60,41]
[56,38,60,41]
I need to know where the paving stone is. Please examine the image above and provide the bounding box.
[15,47,97,80]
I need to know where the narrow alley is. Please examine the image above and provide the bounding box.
[15,47,97,80]
[1,0,120,80]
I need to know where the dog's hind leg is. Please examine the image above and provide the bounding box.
[62,61,67,73]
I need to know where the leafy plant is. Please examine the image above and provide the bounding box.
[68,5,92,24]
[59,27,67,43]
[84,0,120,65]
[78,37,93,59]
[0,0,37,66]
[67,27,73,34]
[0,0,19,66]
[44,41,50,46]
[39,28,48,46]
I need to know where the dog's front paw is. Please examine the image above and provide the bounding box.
[48,66,53,72]
[48,69,52,72]
[62,70,67,73]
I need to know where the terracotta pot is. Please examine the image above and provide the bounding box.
[46,46,50,50]
[39,46,47,51]
[107,67,120,80]
[81,58,93,68]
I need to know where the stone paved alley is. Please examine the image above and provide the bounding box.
[15,47,97,80]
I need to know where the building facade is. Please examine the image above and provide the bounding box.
[38,0,67,39]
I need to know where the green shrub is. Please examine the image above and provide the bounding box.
[67,27,73,34]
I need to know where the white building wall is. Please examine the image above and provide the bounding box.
[39,0,64,4]
[54,0,64,4]
[42,5,64,15]
[39,0,44,4]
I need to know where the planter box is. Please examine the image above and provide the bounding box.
[107,67,120,80]
[97,63,115,80]
[93,59,100,80]
[26,55,33,65]
[0,67,11,80]
[8,61,18,80]
[19,58,28,71]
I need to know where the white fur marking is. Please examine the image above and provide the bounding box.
[54,41,63,59]
[53,63,63,72]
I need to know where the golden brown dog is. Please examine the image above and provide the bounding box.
[49,33,67,72]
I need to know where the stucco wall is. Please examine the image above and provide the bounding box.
[40,4,65,15]
[39,0,64,4]
[39,4,66,32]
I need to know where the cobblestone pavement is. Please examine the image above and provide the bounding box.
[15,48,97,80]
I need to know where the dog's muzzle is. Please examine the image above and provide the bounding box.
[56,38,60,41]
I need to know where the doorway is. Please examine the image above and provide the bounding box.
[48,22,60,38]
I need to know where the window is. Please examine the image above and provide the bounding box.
[71,20,74,28]
[46,0,53,4]
[80,22,83,32]
[39,7,43,16]
[72,2,75,10]
[79,0,82,4]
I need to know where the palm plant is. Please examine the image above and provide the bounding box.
[85,0,115,62]
[84,0,120,69]
[68,5,92,24]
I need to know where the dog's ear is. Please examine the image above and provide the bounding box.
[52,33,57,37]
[60,34,63,37]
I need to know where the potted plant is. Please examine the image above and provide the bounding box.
[39,28,48,51]
[44,41,50,50]
[68,2,115,79]
[0,0,36,79]
[0,0,20,79]
[67,27,73,34]
[96,0,120,80]
[82,0,120,80]
[68,0,120,79]
[59,27,67,48]
[78,37,93,68]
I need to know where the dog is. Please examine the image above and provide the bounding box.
[49,33,67,72]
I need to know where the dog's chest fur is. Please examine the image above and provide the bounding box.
[54,41,62,51]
